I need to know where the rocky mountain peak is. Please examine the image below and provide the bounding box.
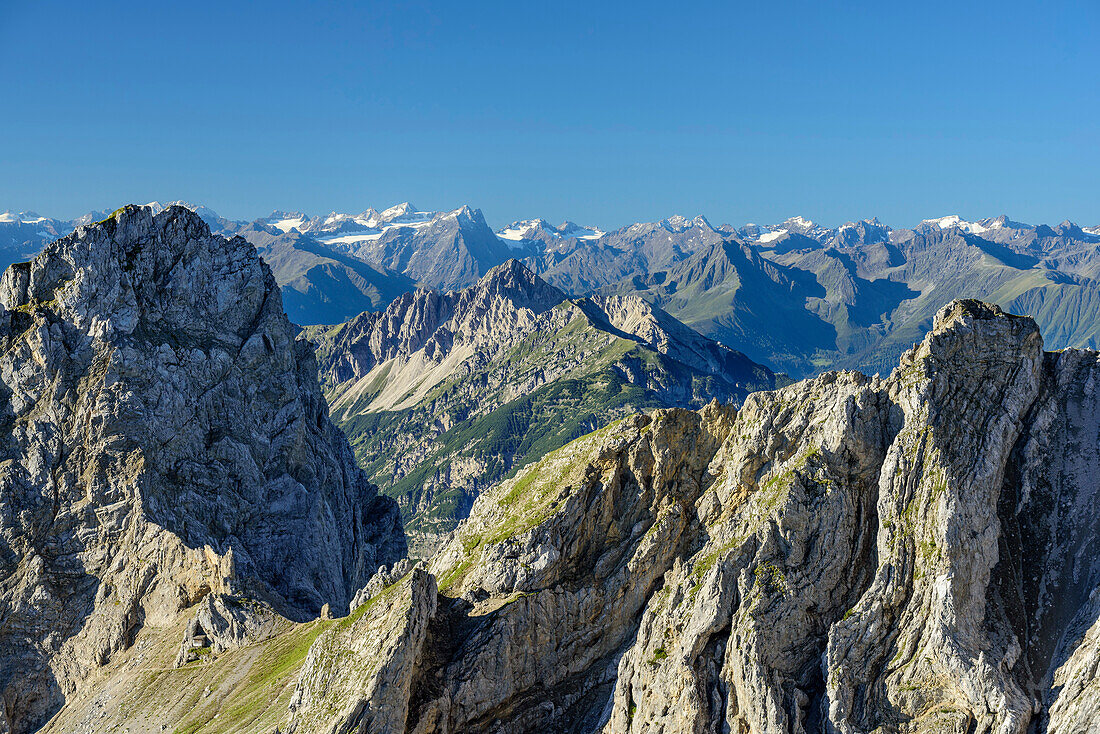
[0,203,404,732]
[1056,219,1085,237]
[468,258,566,312]
[902,298,1043,383]
[308,260,566,395]
[931,297,1028,333]
[27,292,1100,733]
[783,214,817,230]
[4,204,262,342]
[450,203,482,223]
[381,201,418,220]
[661,214,714,233]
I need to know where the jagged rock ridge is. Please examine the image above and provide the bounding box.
[26,299,1100,733]
[0,205,404,733]
[10,204,1100,379]
[4,204,1100,733]
[335,299,1100,733]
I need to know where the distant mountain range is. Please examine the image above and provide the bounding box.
[4,203,1099,377]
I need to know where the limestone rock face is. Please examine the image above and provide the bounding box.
[607,370,894,734]
[601,300,1099,734]
[0,205,403,733]
[413,405,736,733]
[288,563,438,734]
[8,274,1100,733]
[173,593,283,667]
[378,299,1100,733]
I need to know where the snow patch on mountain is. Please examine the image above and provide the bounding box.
[0,211,51,225]
[497,219,604,245]
[919,214,1030,236]
[269,214,308,233]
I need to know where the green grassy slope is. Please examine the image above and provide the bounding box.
[319,302,772,551]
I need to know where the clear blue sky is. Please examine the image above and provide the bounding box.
[1,1,1097,229]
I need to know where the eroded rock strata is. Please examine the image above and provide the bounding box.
[308,259,776,553]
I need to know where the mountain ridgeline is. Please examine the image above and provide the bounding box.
[10,215,1100,733]
[306,259,777,553]
[7,204,1100,381]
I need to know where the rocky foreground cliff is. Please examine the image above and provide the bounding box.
[31,296,1100,733]
[0,206,404,733]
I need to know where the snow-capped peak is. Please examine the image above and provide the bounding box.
[838,217,887,231]
[264,211,309,233]
[449,204,482,225]
[380,202,418,221]
[784,215,816,229]
[558,221,603,239]
[0,210,52,225]
[267,204,451,239]
[498,219,551,241]
[922,215,986,234]
[922,215,963,230]
[744,215,829,244]
[661,214,714,233]
[497,219,604,244]
[921,214,1031,236]
[979,215,1029,231]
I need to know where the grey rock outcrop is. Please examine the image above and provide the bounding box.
[414,405,737,733]
[289,563,438,734]
[601,300,1100,733]
[8,251,1100,733]
[352,556,416,610]
[0,205,403,733]
[361,298,1100,733]
[173,593,282,667]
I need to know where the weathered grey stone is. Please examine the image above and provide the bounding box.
[173,594,281,667]
[0,205,403,733]
[288,563,437,734]
[600,301,1100,734]
[392,299,1100,733]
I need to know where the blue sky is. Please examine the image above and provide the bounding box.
[1,1,1096,229]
